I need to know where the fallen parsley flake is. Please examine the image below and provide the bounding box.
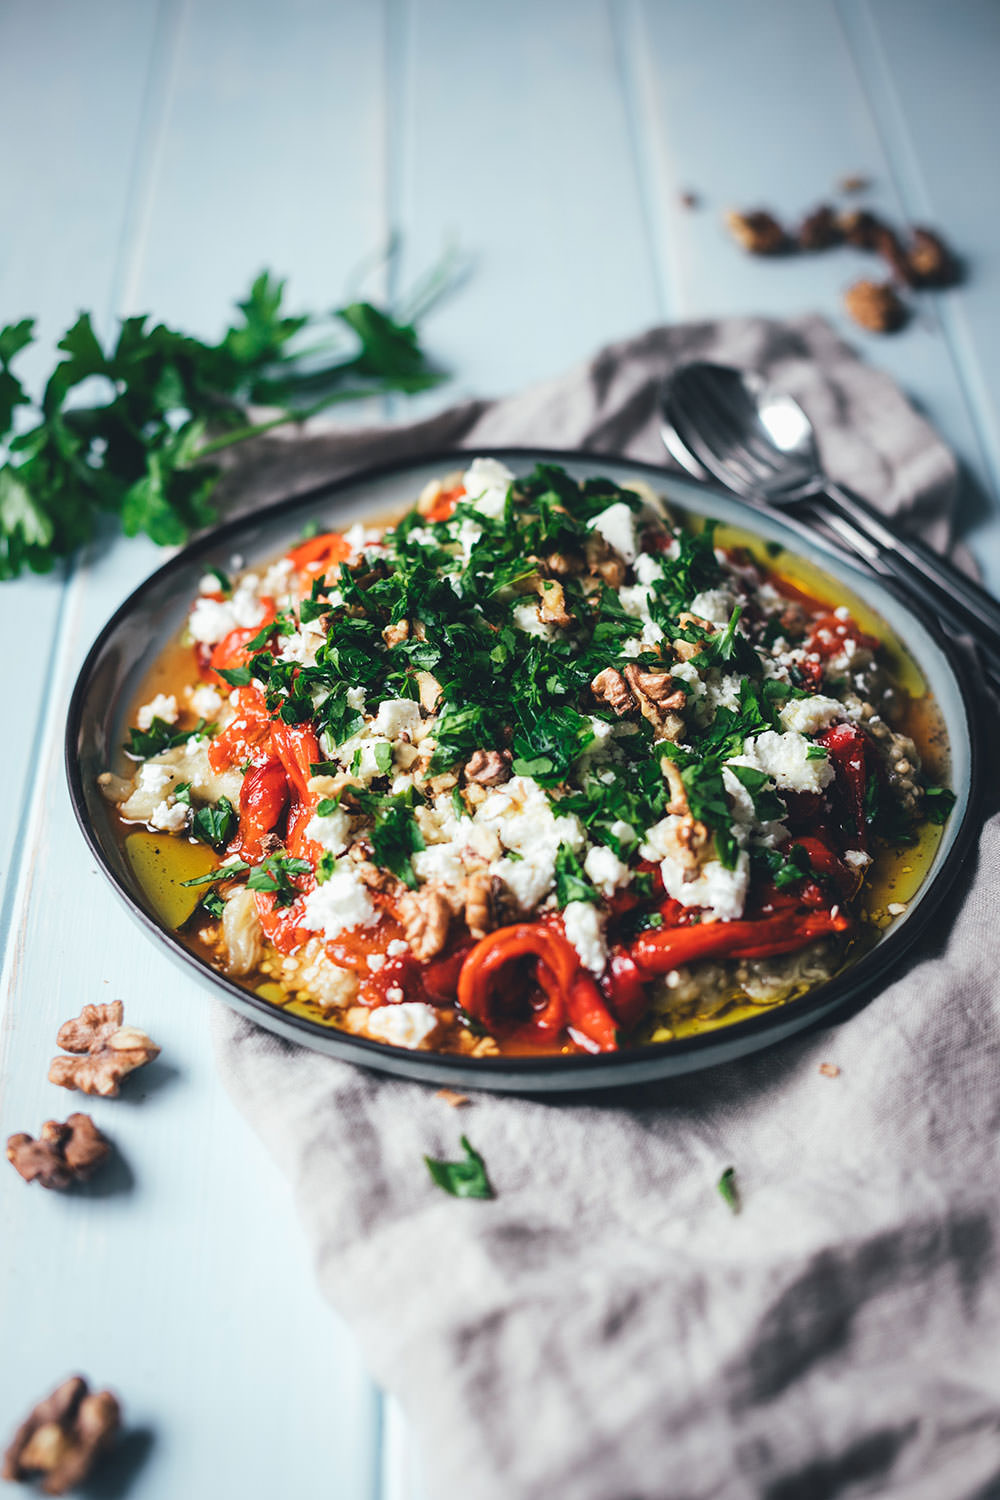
[424,1136,494,1200]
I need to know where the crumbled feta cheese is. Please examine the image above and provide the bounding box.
[633,553,665,586]
[609,818,637,847]
[138,763,173,795]
[261,556,295,599]
[372,698,423,739]
[512,599,558,638]
[411,844,468,888]
[136,693,178,730]
[779,695,845,735]
[843,849,872,870]
[149,799,188,833]
[703,673,742,715]
[386,938,409,957]
[188,575,265,644]
[346,686,366,713]
[300,869,378,941]
[589,501,638,564]
[731,731,835,794]
[367,953,386,972]
[189,683,223,719]
[583,844,632,897]
[563,901,608,974]
[462,457,515,519]
[887,901,906,916]
[199,573,221,595]
[689,589,738,626]
[367,1001,439,1049]
[305,805,352,856]
[662,849,750,923]
[279,629,321,666]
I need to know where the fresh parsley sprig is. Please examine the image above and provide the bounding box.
[0,266,450,579]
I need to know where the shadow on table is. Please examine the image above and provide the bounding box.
[81,1426,155,1500]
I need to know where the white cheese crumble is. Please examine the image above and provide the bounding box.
[689,588,739,626]
[583,844,632,896]
[188,683,223,719]
[481,777,584,910]
[589,501,638,564]
[633,553,665,586]
[386,938,409,957]
[367,1001,440,1049]
[664,849,750,923]
[136,693,178,730]
[305,805,352,856]
[844,849,872,870]
[138,763,173,795]
[512,600,557,638]
[779,695,845,735]
[188,577,265,644]
[149,799,188,833]
[462,457,514,519]
[346,686,366,713]
[730,731,835,794]
[372,698,423,739]
[563,901,608,974]
[300,869,378,941]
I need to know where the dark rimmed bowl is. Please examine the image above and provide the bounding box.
[66,448,982,1093]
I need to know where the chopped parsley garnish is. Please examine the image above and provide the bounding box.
[201,889,226,919]
[124,716,215,759]
[424,1136,494,1200]
[717,1166,740,1214]
[191,795,237,850]
[553,844,599,908]
[923,785,956,824]
[246,852,312,907]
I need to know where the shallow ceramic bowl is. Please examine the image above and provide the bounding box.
[66,449,982,1092]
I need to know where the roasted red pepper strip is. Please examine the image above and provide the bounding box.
[632,909,850,974]
[422,485,465,524]
[457,924,581,1035]
[566,973,618,1052]
[601,950,649,1031]
[208,597,277,679]
[818,722,869,842]
[208,684,272,772]
[270,722,322,806]
[285,531,352,574]
[237,757,288,860]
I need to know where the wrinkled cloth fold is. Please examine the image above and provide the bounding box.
[213,317,1000,1500]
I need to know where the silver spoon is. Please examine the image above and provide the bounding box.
[660,360,1000,676]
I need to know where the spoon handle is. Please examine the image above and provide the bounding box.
[822,480,1000,668]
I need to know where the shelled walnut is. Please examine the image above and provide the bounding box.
[6,1115,110,1190]
[843,278,907,333]
[2,1375,120,1495]
[724,208,788,256]
[48,1001,159,1097]
[798,204,840,251]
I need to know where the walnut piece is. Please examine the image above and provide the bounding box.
[536,577,573,628]
[622,664,685,739]
[48,1001,160,1097]
[590,667,634,717]
[2,1375,120,1496]
[463,869,495,940]
[6,1115,110,1191]
[464,749,511,787]
[839,208,885,250]
[397,886,451,961]
[837,173,870,195]
[906,227,957,287]
[725,209,788,255]
[584,531,626,588]
[382,619,410,647]
[798,204,840,251]
[843,278,907,333]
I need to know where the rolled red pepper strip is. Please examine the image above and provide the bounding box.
[238,756,289,860]
[632,908,849,974]
[456,924,580,1034]
[285,531,352,572]
[818,722,869,842]
[208,684,272,772]
[208,597,277,678]
[602,950,650,1031]
[270,722,322,806]
[566,973,618,1052]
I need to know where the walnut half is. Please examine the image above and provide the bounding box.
[2,1375,121,1496]
[6,1115,110,1191]
[49,1001,160,1097]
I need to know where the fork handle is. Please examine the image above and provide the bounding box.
[821,480,1000,671]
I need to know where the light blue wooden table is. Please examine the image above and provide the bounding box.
[1,3,997,1496]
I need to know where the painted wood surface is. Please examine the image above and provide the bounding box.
[0,3,996,1496]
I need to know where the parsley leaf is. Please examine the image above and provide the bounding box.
[717,1166,740,1214]
[923,785,956,824]
[246,852,312,907]
[191,795,237,850]
[424,1136,494,1200]
[553,844,599,907]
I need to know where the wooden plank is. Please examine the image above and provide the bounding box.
[626,0,1000,585]
[838,0,1000,577]
[396,0,662,405]
[2,4,392,1496]
[0,0,163,896]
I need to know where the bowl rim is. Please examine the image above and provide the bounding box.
[65,445,984,1086]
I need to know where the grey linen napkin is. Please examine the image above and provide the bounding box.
[213,318,1000,1500]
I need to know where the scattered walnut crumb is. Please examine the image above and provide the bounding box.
[6,1115,110,1190]
[2,1375,120,1495]
[463,749,512,787]
[798,204,840,251]
[839,208,885,250]
[837,173,870,194]
[436,1088,470,1108]
[724,208,789,256]
[48,1001,160,1097]
[818,1062,841,1078]
[679,189,699,210]
[843,278,907,333]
